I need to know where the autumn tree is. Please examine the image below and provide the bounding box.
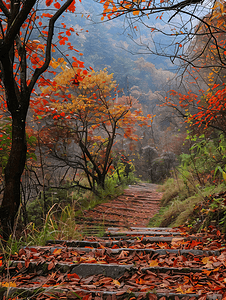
[159,1,226,135]
[0,0,84,239]
[99,0,226,73]
[33,66,150,192]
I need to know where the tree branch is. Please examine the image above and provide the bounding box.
[28,0,74,92]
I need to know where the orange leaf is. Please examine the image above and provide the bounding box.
[53,248,62,255]
[202,269,212,276]
[133,10,139,15]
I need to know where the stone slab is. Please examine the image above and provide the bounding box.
[71,263,134,279]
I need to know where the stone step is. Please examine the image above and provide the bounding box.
[22,245,221,259]
[85,209,154,218]
[3,287,222,300]
[106,230,182,236]
[45,234,205,247]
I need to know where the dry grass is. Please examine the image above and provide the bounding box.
[150,175,226,228]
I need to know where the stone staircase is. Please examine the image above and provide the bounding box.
[1,226,225,299]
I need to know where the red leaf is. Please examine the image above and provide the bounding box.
[25,260,30,268]
[48,261,55,270]
[82,295,92,300]
[67,273,80,279]
[17,262,23,270]
[46,0,53,6]
[54,2,61,9]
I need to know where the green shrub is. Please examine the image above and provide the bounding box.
[149,132,226,230]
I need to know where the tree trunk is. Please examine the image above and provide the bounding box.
[0,114,27,239]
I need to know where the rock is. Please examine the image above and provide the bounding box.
[142,146,158,165]
[149,151,176,183]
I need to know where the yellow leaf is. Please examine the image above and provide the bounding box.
[113,279,121,286]
[202,257,210,264]
[149,259,159,267]
[50,60,59,69]
[223,171,226,182]
[0,281,17,287]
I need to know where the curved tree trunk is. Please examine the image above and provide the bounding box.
[0,0,75,240]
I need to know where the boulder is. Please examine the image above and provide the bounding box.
[142,146,158,165]
[149,151,176,183]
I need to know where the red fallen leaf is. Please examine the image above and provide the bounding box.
[19,248,26,256]
[17,262,23,270]
[148,294,157,300]
[189,240,202,248]
[27,247,38,253]
[198,296,207,300]
[82,294,92,300]
[181,297,190,300]
[159,297,166,300]
[67,273,80,279]
[25,260,30,268]
[111,244,119,249]
[118,250,129,259]
[48,260,55,270]
[116,291,127,295]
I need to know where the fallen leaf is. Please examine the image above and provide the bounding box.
[25,260,30,268]
[67,273,80,279]
[48,261,55,270]
[148,294,158,300]
[149,259,159,267]
[0,281,17,287]
[53,248,62,255]
[113,279,121,286]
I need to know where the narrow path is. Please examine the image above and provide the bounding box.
[1,184,225,299]
[76,183,163,229]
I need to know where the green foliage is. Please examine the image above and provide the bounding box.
[26,185,82,227]
[180,133,226,185]
[149,131,226,230]
[111,160,136,185]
